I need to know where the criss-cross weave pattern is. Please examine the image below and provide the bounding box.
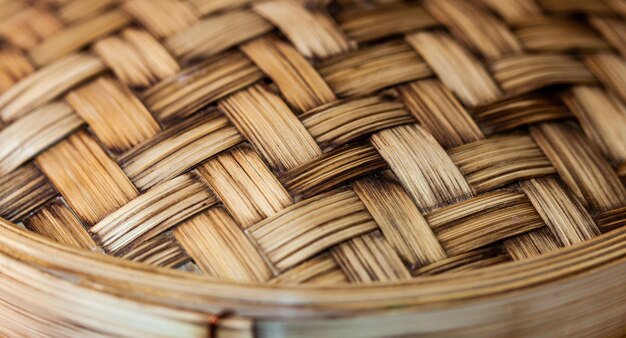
[1,0,625,285]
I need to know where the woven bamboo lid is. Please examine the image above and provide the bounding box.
[0,0,626,336]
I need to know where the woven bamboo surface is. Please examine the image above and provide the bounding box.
[0,0,626,336]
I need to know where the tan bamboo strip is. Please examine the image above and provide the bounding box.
[58,0,119,23]
[142,51,263,124]
[619,163,626,186]
[562,86,626,163]
[283,144,387,198]
[241,36,336,112]
[24,200,100,252]
[94,29,180,88]
[90,173,217,254]
[0,7,62,49]
[118,111,243,191]
[433,197,544,255]
[490,54,595,96]
[398,80,484,149]
[531,123,626,211]
[0,53,105,122]
[199,146,293,228]
[353,176,447,267]
[448,135,556,193]
[425,190,531,228]
[123,0,198,38]
[504,228,561,260]
[36,130,139,225]
[515,18,609,52]
[0,164,56,222]
[166,10,272,61]
[521,178,600,246]
[254,0,353,58]
[596,206,626,234]
[248,189,378,273]
[29,10,131,66]
[67,77,160,153]
[301,96,413,149]
[414,247,510,276]
[319,41,432,97]
[174,208,273,282]
[0,49,33,93]
[406,32,501,106]
[270,253,348,285]
[371,124,473,212]
[0,1,26,23]
[0,102,82,175]
[189,0,252,16]
[332,231,412,283]
[121,234,190,268]
[590,17,626,57]
[424,0,522,59]
[480,0,544,24]
[585,53,626,104]
[219,85,322,171]
[337,4,437,43]
[537,0,612,14]
[472,95,571,134]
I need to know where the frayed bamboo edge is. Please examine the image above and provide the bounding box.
[0,217,625,337]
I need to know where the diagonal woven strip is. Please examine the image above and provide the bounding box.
[0,0,625,337]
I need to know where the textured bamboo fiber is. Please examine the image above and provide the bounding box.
[0,0,626,337]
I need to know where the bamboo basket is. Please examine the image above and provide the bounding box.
[0,0,625,337]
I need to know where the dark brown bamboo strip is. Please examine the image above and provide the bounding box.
[121,233,190,268]
[413,246,510,275]
[269,253,348,285]
[515,18,609,52]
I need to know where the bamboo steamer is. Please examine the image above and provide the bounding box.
[0,0,625,337]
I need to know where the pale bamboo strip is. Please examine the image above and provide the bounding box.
[123,0,198,38]
[199,146,292,228]
[0,102,82,175]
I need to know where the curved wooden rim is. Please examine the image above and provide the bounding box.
[1,217,626,319]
